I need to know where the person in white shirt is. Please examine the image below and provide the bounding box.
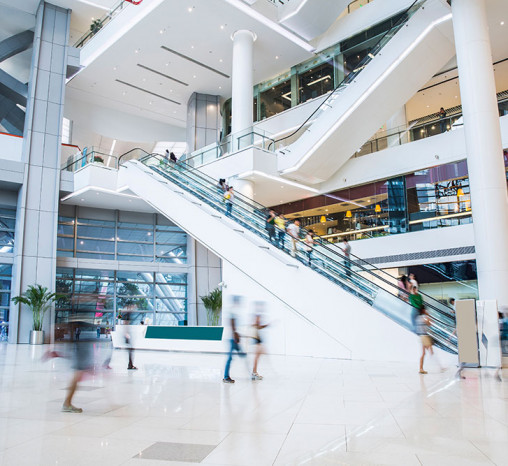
[223,295,246,383]
[287,220,301,258]
[304,230,316,266]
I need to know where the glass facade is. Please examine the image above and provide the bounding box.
[56,268,187,327]
[275,160,474,242]
[57,211,187,263]
[0,264,12,340]
[0,206,16,254]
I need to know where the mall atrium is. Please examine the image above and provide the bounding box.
[0,0,507,464]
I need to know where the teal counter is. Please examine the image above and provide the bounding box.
[145,326,224,341]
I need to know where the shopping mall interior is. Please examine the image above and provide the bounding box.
[0,0,507,464]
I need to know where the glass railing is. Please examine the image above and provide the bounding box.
[179,128,275,168]
[62,149,119,171]
[120,150,457,353]
[269,0,423,151]
[74,0,130,48]
[355,92,508,157]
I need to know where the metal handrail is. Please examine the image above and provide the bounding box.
[117,149,455,322]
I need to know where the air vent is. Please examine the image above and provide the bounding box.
[137,64,188,86]
[161,46,230,78]
[116,79,180,104]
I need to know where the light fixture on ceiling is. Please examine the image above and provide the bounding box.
[165,63,169,66]
[307,75,331,86]
[501,21,505,25]
[219,86,222,89]
[135,48,140,53]
[320,215,326,223]
[193,75,196,78]
[275,55,279,59]
[113,66,117,71]
[219,59,223,62]
[345,210,352,218]
[220,24,225,29]
[188,6,193,12]
[375,204,381,213]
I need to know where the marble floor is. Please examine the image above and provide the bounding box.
[0,343,507,466]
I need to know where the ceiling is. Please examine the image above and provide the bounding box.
[66,0,314,128]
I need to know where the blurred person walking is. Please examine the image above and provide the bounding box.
[439,107,447,133]
[122,309,138,370]
[287,219,301,258]
[251,302,269,381]
[223,295,246,383]
[397,275,409,302]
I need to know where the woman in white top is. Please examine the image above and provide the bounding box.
[304,230,316,266]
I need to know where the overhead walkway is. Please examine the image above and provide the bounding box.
[117,150,457,360]
[273,0,454,184]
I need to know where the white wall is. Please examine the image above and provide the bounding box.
[64,96,186,150]
[351,224,475,268]
[0,133,23,162]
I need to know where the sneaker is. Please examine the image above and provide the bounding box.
[62,404,82,413]
[223,377,235,383]
[251,372,263,380]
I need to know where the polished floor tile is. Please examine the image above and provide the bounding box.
[0,343,507,465]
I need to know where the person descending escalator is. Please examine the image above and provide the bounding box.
[265,210,276,244]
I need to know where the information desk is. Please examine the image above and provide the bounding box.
[112,325,226,352]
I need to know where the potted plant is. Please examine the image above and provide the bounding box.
[12,285,58,345]
[93,155,104,164]
[201,288,222,326]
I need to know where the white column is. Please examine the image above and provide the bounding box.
[452,0,508,308]
[231,30,256,144]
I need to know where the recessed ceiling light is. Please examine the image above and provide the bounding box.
[91,17,94,20]
[501,21,505,25]
[135,49,140,53]
[193,75,196,78]
[169,89,173,92]
[173,110,177,113]
[188,6,193,12]
[80,199,84,202]
[122,91,126,95]
[160,29,164,34]
[219,59,223,62]
[191,45,194,49]
[218,86,222,89]
[113,66,117,70]
[275,55,279,59]
[149,101,152,105]
[165,63,169,66]
[142,78,146,82]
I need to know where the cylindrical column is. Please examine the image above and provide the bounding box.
[452,0,508,308]
[231,30,256,140]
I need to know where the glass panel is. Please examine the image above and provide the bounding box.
[117,242,153,256]
[156,231,187,244]
[156,244,186,261]
[77,225,115,240]
[117,229,153,242]
[154,284,186,299]
[76,251,115,260]
[259,79,291,119]
[156,312,186,326]
[298,60,334,104]
[57,236,74,250]
[77,239,115,253]
[58,224,74,236]
[155,273,187,284]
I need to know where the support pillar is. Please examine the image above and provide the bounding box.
[231,30,256,147]
[9,2,71,343]
[452,0,508,308]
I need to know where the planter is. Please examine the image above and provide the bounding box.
[29,330,44,345]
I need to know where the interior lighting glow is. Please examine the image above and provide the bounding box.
[307,75,331,86]
[281,12,453,175]
[237,170,319,193]
[223,0,315,52]
[61,186,139,202]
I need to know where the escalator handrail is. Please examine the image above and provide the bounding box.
[125,151,455,323]
[267,0,423,151]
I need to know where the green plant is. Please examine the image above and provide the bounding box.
[93,155,104,163]
[12,285,58,331]
[201,288,222,326]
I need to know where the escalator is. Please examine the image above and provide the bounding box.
[273,0,454,184]
[117,150,457,358]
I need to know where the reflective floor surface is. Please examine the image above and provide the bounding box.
[0,343,507,465]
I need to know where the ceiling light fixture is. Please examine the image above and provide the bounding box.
[501,21,505,25]
[188,6,193,12]
[306,75,331,86]
[275,55,279,59]
[223,0,315,52]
